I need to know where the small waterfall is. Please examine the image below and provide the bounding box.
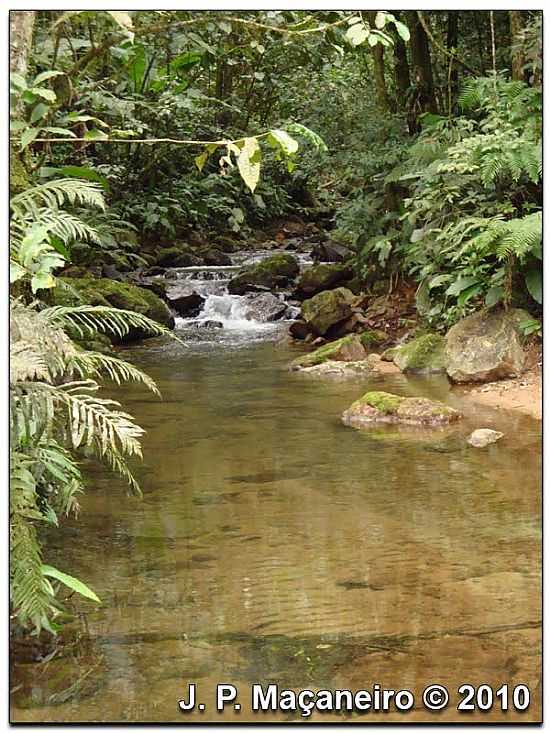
[167,249,313,338]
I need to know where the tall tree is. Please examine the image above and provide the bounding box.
[10,11,35,194]
[510,11,526,82]
[392,11,411,108]
[406,10,437,122]
[446,11,459,114]
[367,11,390,112]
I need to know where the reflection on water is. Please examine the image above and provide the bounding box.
[11,328,541,723]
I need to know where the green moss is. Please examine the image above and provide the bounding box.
[291,335,358,369]
[393,333,446,373]
[53,277,174,341]
[359,330,386,348]
[9,149,30,196]
[354,391,404,414]
[228,253,299,294]
[155,245,198,267]
[297,263,350,295]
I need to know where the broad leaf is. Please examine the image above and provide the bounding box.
[42,565,101,603]
[346,23,369,46]
[525,266,542,304]
[268,129,299,156]
[30,103,49,124]
[236,137,261,192]
[20,127,39,151]
[33,70,64,85]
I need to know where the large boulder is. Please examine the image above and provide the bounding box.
[445,308,528,383]
[155,244,201,268]
[290,334,367,370]
[228,253,299,295]
[392,334,447,374]
[311,240,353,263]
[242,293,288,322]
[301,287,355,335]
[53,277,175,342]
[296,263,353,297]
[342,391,462,428]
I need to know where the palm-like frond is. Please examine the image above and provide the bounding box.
[10,179,105,217]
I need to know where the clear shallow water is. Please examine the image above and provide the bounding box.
[11,326,542,723]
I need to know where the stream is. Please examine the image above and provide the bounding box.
[11,250,542,723]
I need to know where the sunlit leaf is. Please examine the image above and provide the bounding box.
[42,565,101,603]
[236,137,261,192]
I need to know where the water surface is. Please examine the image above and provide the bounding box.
[11,325,541,723]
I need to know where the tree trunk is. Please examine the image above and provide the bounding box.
[367,12,390,113]
[10,11,35,195]
[10,10,35,76]
[406,10,437,126]
[392,11,411,108]
[446,11,459,114]
[510,11,526,81]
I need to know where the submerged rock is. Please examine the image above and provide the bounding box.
[289,334,367,370]
[445,308,528,383]
[53,277,175,341]
[392,333,447,374]
[467,428,504,448]
[342,390,462,428]
[228,253,299,295]
[294,360,373,377]
[301,287,355,336]
[243,292,288,322]
[289,320,310,340]
[296,263,352,297]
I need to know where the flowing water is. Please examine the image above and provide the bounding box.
[11,254,542,723]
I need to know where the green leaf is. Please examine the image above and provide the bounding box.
[485,285,504,307]
[457,283,483,307]
[195,150,210,172]
[42,127,76,137]
[10,261,25,283]
[29,87,56,102]
[60,165,110,190]
[525,266,542,304]
[446,276,482,297]
[20,127,39,151]
[10,72,27,90]
[236,136,261,192]
[31,272,56,293]
[84,129,109,141]
[30,103,49,124]
[375,12,386,29]
[346,23,370,46]
[42,565,101,603]
[268,129,299,156]
[33,70,64,85]
[394,20,410,42]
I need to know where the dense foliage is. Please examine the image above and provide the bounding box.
[10,9,542,635]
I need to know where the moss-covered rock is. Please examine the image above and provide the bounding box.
[228,253,299,295]
[392,333,447,374]
[359,330,387,349]
[155,244,201,268]
[342,390,462,428]
[289,334,367,370]
[301,287,355,335]
[53,277,174,342]
[198,247,232,266]
[296,263,352,296]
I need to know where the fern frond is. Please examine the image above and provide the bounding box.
[44,305,173,340]
[69,351,160,396]
[10,179,105,217]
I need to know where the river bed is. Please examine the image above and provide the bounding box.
[11,258,542,723]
